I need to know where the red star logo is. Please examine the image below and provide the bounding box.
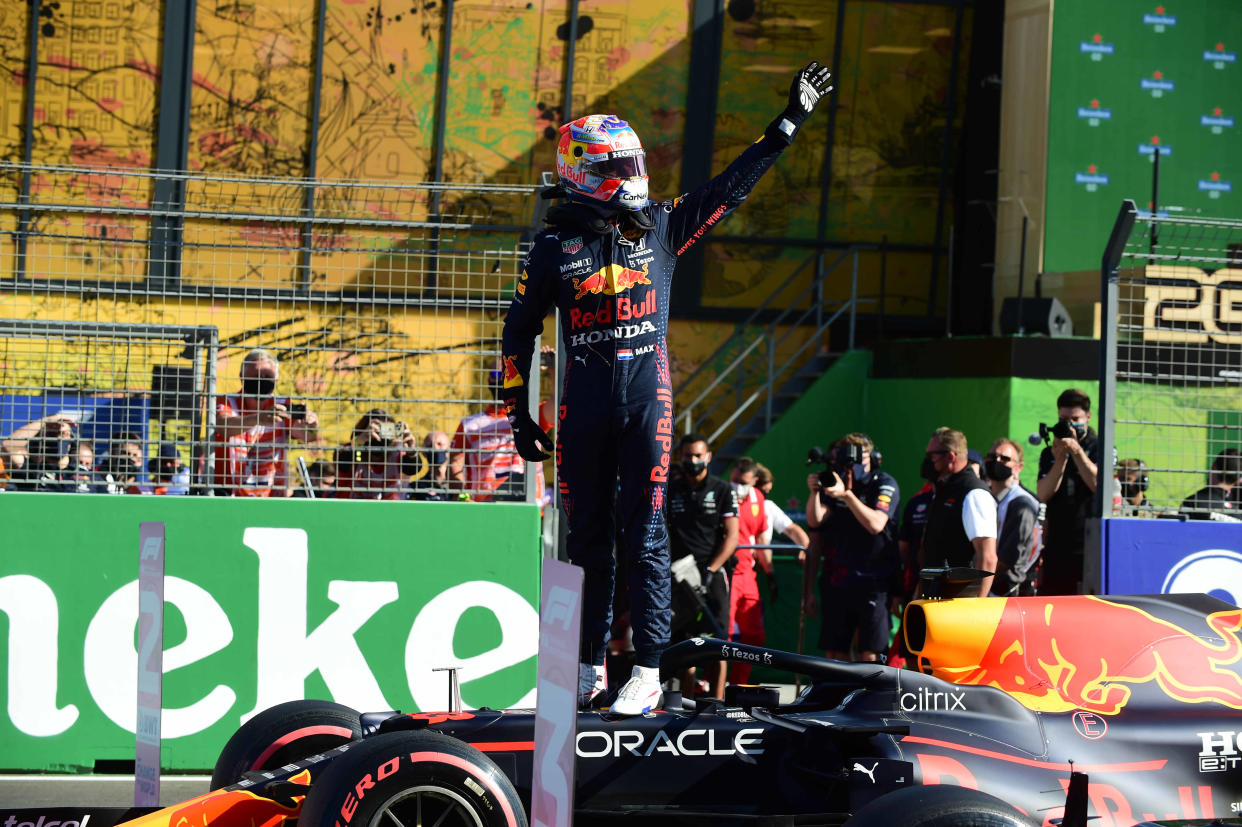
[1211,171,1221,181]
[1153,70,1163,79]
[1093,33,1103,43]
[1151,135,1161,144]
[1215,106,1223,116]
[1217,42,1226,52]
[1090,99,1100,108]
[1088,164,1098,174]
[1156,5,1165,13]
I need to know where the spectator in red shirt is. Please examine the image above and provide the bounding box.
[728,457,774,684]
[212,349,319,496]
[449,367,544,502]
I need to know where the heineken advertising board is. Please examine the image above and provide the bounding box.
[0,494,542,771]
[1046,0,1242,273]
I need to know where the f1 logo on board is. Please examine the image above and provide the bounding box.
[1198,731,1242,772]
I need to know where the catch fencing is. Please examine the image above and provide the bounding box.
[0,161,548,499]
[1097,199,1242,517]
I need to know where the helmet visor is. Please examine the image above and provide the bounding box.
[586,149,647,180]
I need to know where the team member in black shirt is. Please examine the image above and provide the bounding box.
[1036,388,1100,595]
[1181,448,1240,520]
[667,433,738,699]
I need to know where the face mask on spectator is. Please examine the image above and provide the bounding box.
[243,376,276,396]
[984,459,1013,482]
[681,459,706,476]
[920,456,937,481]
[851,464,870,484]
[734,482,751,498]
[1119,480,1143,500]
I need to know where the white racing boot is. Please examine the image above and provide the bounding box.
[579,663,607,709]
[611,665,663,715]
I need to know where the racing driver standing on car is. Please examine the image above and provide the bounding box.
[500,62,834,715]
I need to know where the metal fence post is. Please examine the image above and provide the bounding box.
[1095,200,1138,520]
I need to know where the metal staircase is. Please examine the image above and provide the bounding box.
[674,248,868,469]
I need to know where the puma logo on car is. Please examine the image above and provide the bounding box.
[853,761,878,783]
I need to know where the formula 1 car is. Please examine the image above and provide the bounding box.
[8,584,1242,827]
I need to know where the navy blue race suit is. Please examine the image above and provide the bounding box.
[500,132,796,669]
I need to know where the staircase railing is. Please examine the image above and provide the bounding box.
[675,247,867,445]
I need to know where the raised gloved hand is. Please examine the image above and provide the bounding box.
[768,60,833,143]
[506,404,553,462]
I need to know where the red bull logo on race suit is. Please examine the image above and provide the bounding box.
[572,262,651,300]
[915,596,1242,715]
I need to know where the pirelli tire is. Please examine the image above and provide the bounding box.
[845,785,1039,827]
[299,730,528,827]
[210,699,363,789]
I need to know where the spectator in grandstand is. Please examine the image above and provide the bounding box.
[334,410,422,500]
[1180,448,1241,520]
[1115,458,1152,516]
[99,454,143,494]
[667,433,739,699]
[17,421,82,492]
[754,463,811,559]
[149,443,190,495]
[804,432,901,662]
[983,438,1041,596]
[293,459,337,499]
[212,348,319,496]
[1036,388,1100,594]
[922,427,996,598]
[2,413,76,479]
[107,431,146,471]
[449,366,543,502]
[408,430,454,501]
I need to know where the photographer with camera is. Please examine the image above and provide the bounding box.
[213,348,320,496]
[922,427,996,597]
[449,362,546,503]
[1035,388,1099,594]
[803,433,900,662]
[334,409,423,500]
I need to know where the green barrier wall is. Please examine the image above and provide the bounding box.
[0,495,541,771]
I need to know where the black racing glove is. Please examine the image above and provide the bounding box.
[766,60,834,144]
[505,399,553,462]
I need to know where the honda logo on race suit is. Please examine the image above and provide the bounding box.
[569,321,656,347]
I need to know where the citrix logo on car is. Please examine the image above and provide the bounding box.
[898,687,967,712]
[576,728,764,758]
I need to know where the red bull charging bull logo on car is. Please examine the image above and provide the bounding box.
[572,262,651,300]
[909,596,1242,715]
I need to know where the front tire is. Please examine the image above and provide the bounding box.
[211,699,362,789]
[846,785,1038,827]
[299,730,527,827]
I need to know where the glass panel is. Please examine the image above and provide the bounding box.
[188,1,316,176]
[703,0,836,307]
[827,1,967,246]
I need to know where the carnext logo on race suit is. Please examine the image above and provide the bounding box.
[569,321,656,346]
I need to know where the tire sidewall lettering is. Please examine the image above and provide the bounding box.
[337,751,500,825]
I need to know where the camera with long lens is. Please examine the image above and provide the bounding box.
[1037,419,1078,445]
[807,443,864,487]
